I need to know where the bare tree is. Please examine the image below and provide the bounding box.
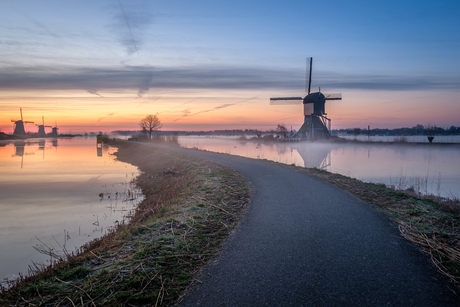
[276,123,288,138]
[140,115,163,139]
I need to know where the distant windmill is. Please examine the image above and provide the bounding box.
[270,58,342,140]
[36,116,52,137]
[51,121,59,137]
[11,108,34,135]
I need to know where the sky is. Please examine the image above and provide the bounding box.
[0,0,459,133]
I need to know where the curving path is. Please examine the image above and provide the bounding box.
[145,143,459,306]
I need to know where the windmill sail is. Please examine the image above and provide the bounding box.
[306,57,312,94]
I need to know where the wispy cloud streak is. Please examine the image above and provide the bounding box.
[117,0,139,55]
[87,90,103,97]
[97,112,116,124]
[172,104,234,122]
[109,2,153,55]
[1,64,459,92]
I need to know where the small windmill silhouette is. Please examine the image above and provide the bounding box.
[270,58,342,140]
[11,108,34,135]
[51,121,59,137]
[36,116,52,137]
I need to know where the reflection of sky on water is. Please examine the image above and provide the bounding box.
[0,138,141,285]
[178,136,460,199]
[337,135,460,144]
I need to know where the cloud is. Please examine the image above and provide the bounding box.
[109,1,154,55]
[87,90,104,97]
[319,73,457,91]
[97,112,116,124]
[137,72,153,97]
[173,98,201,108]
[172,104,234,123]
[0,64,458,93]
[193,103,234,116]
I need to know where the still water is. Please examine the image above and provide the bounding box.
[0,138,142,285]
[337,134,460,143]
[178,136,460,199]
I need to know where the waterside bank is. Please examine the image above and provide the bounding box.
[0,140,250,306]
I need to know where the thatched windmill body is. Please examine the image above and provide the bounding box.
[270,58,342,140]
[36,116,52,137]
[11,108,34,135]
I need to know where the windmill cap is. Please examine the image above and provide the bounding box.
[303,92,325,104]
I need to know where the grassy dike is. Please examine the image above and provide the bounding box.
[0,140,250,306]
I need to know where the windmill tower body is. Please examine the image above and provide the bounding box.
[51,121,59,137]
[270,58,342,140]
[37,125,46,137]
[11,108,33,135]
[36,116,52,137]
[14,121,26,135]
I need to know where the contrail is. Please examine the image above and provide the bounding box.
[117,0,139,55]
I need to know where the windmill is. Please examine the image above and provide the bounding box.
[51,121,59,137]
[11,108,34,135]
[270,58,342,140]
[36,116,52,137]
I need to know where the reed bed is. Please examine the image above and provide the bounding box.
[0,141,249,306]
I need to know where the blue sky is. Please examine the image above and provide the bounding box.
[0,0,459,132]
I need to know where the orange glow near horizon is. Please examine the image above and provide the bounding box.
[1,88,458,134]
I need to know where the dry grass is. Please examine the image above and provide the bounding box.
[0,141,249,306]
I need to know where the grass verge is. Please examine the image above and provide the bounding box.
[0,140,250,306]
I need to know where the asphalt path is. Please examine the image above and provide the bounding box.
[142,143,459,306]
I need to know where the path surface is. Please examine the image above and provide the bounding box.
[147,143,459,306]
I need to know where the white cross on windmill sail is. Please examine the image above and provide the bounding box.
[270,58,342,140]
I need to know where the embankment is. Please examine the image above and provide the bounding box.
[0,140,250,306]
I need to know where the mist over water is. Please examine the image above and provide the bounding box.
[178,136,460,199]
[0,137,142,285]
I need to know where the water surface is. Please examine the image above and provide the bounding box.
[178,136,460,199]
[0,138,142,285]
[337,134,460,143]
